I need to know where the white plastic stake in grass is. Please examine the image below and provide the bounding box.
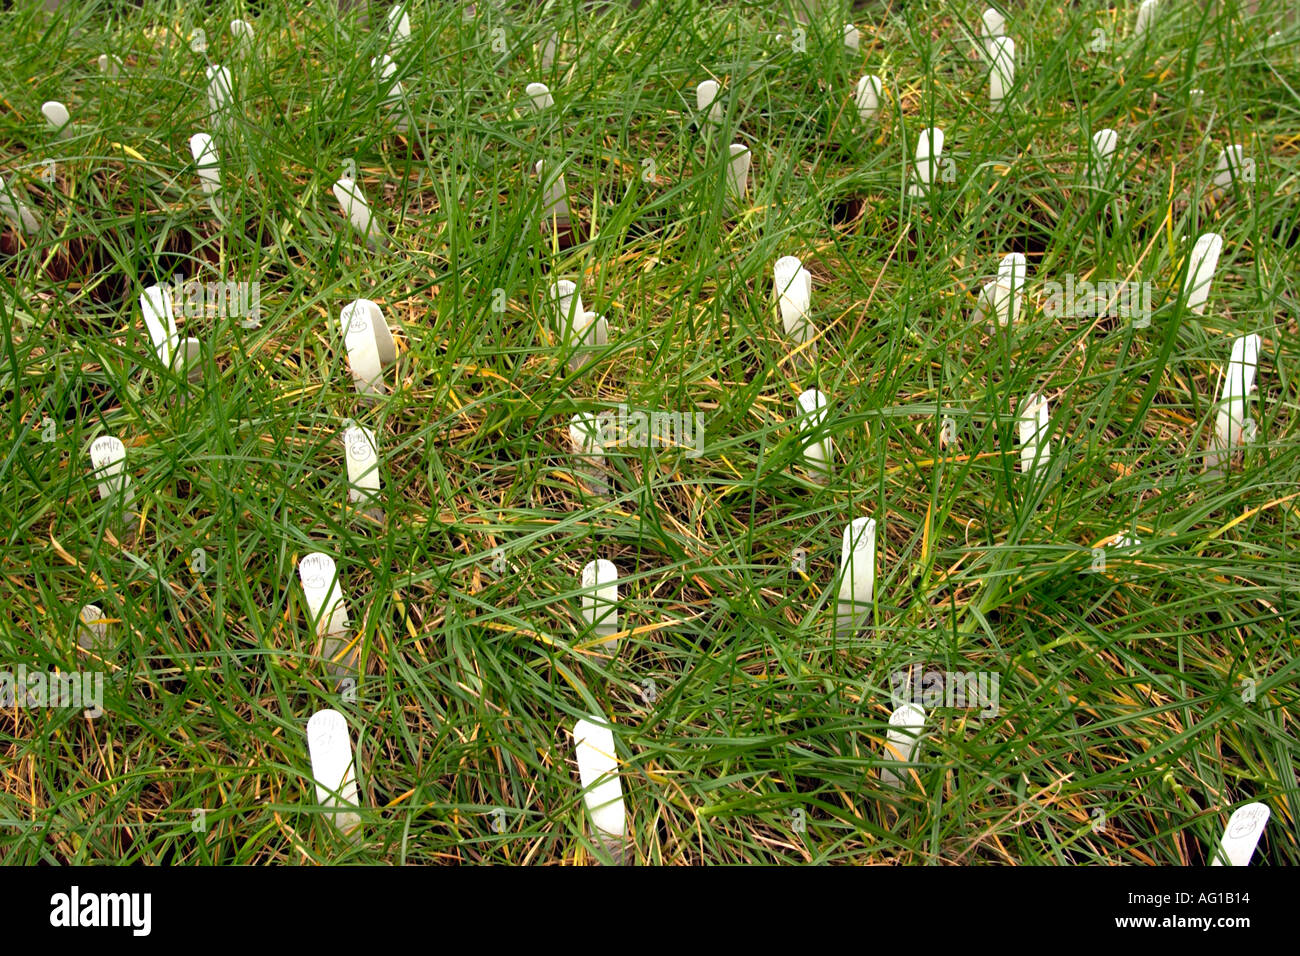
[1133,0,1158,42]
[981,8,1005,40]
[855,75,883,121]
[573,716,626,862]
[843,24,860,52]
[981,7,1005,59]
[549,280,605,368]
[190,27,207,54]
[535,159,571,227]
[386,4,410,49]
[372,55,410,133]
[306,709,362,834]
[696,79,722,127]
[1210,802,1269,866]
[339,299,397,396]
[0,174,41,234]
[98,53,123,75]
[88,435,135,510]
[342,424,381,506]
[1089,128,1118,189]
[773,256,813,344]
[1019,392,1051,478]
[1213,145,1248,194]
[140,284,180,369]
[206,65,233,124]
[581,559,619,648]
[1183,232,1222,316]
[989,36,1014,110]
[230,19,254,54]
[569,413,606,495]
[525,81,553,112]
[78,604,108,650]
[795,388,832,481]
[994,252,1025,327]
[189,133,222,213]
[139,285,200,381]
[837,517,876,627]
[1210,333,1261,469]
[881,702,925,788]
[42,101,71,138]
[726,143,750,198]
[909,127,944,197]
[298,552,353,678]
[332,176,383,248]
[549,280,584,333]
[541,32,558,69]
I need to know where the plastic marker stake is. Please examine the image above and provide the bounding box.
[139,284,178,369]
[306,709,362,834]
[230,19,254,54]
[139,284,200,382]
[525,81,553,112]
[342,424,382,509]
[1209,333,1261,470]
[189,133,222,214]
[696,79,722,128]
[795,388,832,481]
[535,159,571,227]
[855,75,883,121]
[981,8,1005,59]
[541,32,558,69]
[569,413,606,495]
[549,280,584,335]
[206,65,233,124]
[1089,128,1118,190]
[1211,802,1269,866]
[548,278,606,368]
[1133,0,1158,43]
[908,128,944,197]
[372,55,410,133]
[773,256,813,345]
[386,4,410,48]
[581,559,619,649]
[88,435,136,512]
[339,299,397,396]
[836,517,876,628]
[0,175,41,234]
[573,716,626,864]
[994,252,1025,327]
[844,24,860,52]
[1183,233,1222,316]
[1019,392,1051,478]
[881,703,925,788]
[298,552,354,679]
[1213,145,1248,195]
[989,36,1014,110]
[42,101,71,138]
[98,53,123,75]
[726,143,750,199]
[333,177,384,249]
[78,604,108,651]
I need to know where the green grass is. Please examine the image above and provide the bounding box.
[0,0,1297,864]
